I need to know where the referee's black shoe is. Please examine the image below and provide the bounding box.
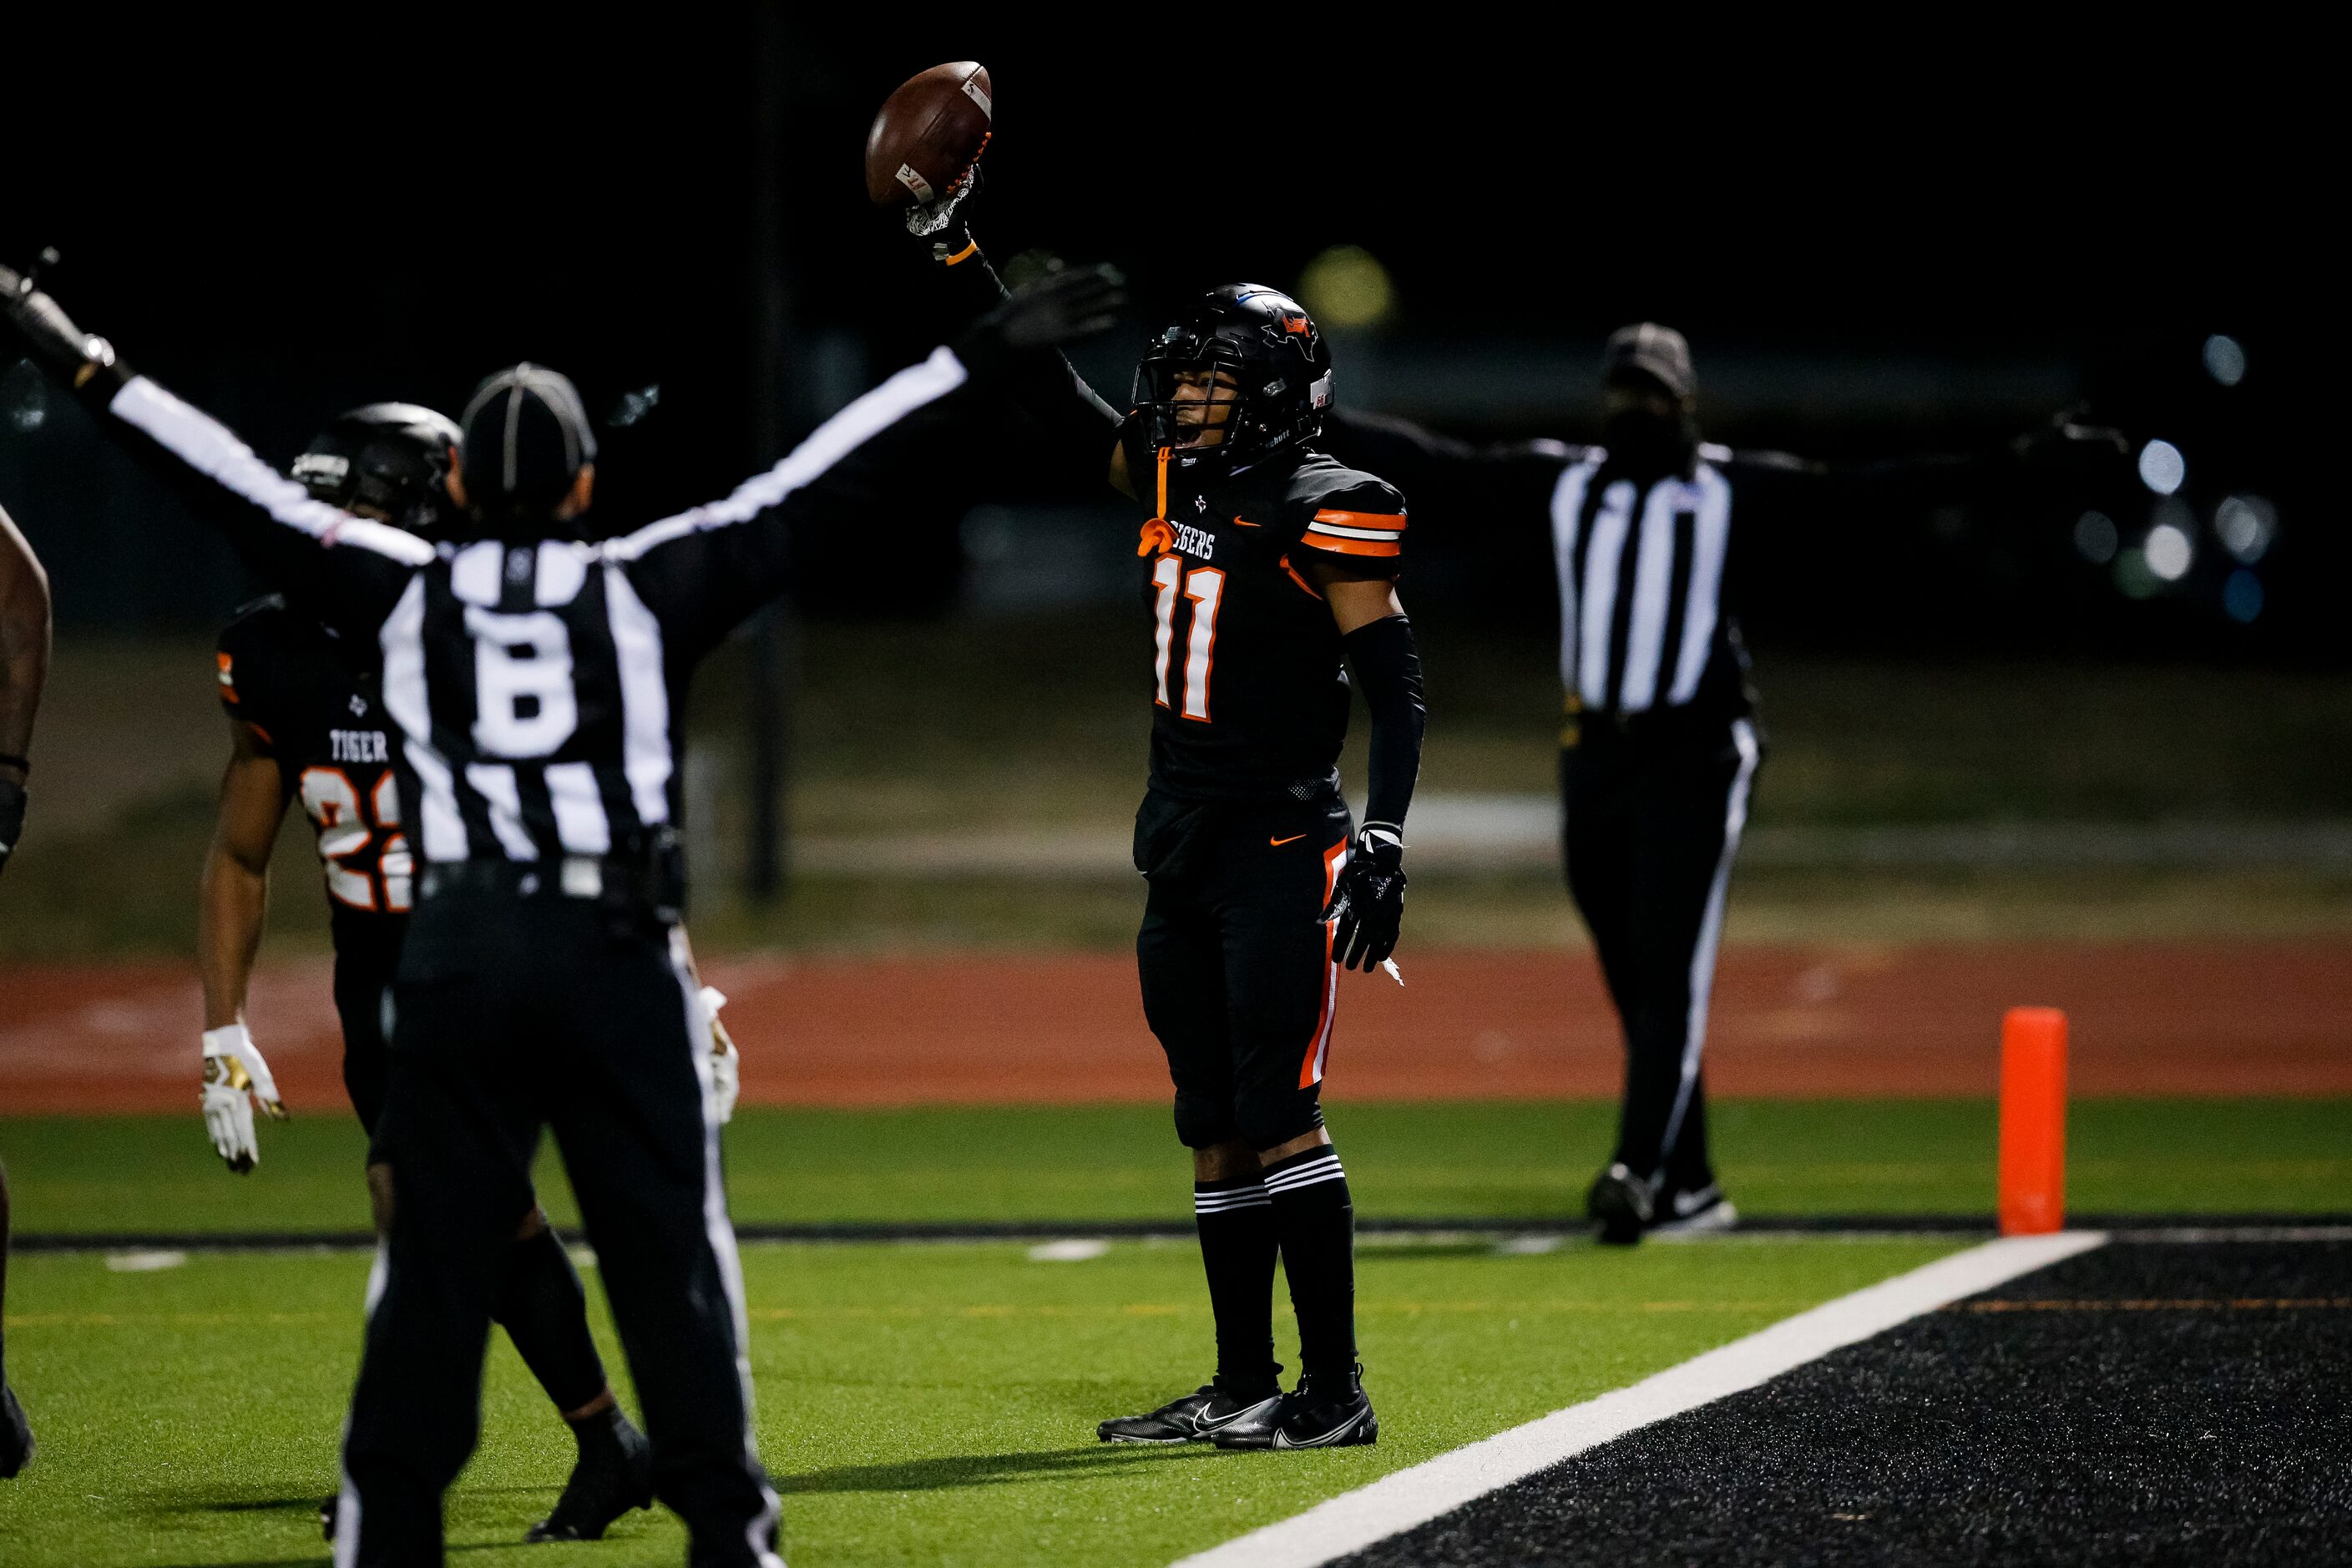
[1586,1162,1655,1246]
[0,1382,33,1479]
[1099,1378,1281,1444]
[1213,1368,1378,1450]
[527,1408,655,1541]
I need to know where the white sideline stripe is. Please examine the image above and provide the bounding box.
[1168,1230,2107,1568]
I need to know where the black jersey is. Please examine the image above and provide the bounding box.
[216,595,411,942]
[1119,416,1408,801]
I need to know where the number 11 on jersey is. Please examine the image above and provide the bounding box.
[1151,554,1225,722]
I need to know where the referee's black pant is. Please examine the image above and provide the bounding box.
[335,889,779,1568]
[1561,713,1760,1196]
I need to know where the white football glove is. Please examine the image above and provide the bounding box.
[201,1023,286,1173]
[700,985,741,1126]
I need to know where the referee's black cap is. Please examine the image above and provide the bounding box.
[1603,323,1696,401]
[458,363,599,513]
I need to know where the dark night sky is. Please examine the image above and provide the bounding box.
[1,13,2333,647]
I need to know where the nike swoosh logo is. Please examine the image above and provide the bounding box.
[1270,834,1308,847]
[1233,516,1261,528]
[1192,1395,1280,1435]
[1272,1405,1371,1449]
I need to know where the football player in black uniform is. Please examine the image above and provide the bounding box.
[908,199,1425,1450]
[196,405,665,1544]
[1,499,52,1479]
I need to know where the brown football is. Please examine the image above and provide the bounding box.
[864,61,994,206]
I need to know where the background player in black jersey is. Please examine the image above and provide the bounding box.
[197,404,675,1543]
[1,499,52,1479]
[1323,325,2122,1244]
[5,255,1116,1567]
[906,196,1425,1450]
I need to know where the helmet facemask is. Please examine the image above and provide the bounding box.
[1134,292,1334,471]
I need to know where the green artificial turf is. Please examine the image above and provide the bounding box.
[4,1098,2349,1239]
[0,1235,1960,1567]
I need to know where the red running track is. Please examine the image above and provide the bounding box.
[3,942,2348,1116]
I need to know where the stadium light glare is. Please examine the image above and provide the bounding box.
[2071,510,2119,564]
[2203,333,2248,387]
[2214,494,2275,563]
[2223,569,2264,622]
[1298,245,1398,332]
[2137,439,2186,496]
[2144,521,2195,582]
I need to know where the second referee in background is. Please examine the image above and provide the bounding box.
[1328,324,2122,1243]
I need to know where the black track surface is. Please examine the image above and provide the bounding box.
[1340,1239,2352,1567]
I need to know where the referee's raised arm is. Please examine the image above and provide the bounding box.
[1,264,427,632]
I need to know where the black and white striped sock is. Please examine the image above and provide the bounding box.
[1262,1144,1358,1386]
[1194,1174,1281,1397]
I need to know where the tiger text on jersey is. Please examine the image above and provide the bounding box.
[331,729,392,764]
[1167,520,1216,560]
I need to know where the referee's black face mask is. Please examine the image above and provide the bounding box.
[1601,377,1697,478]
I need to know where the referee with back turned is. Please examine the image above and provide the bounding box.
[4,258,1119,1565]
[1326,324,2121,1244]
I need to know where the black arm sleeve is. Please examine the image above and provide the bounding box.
[1343,614,1426,838]
[933,240,1121,480]
[73,366,423,635]
[1320,408,1584,537]
[615,345,982,654]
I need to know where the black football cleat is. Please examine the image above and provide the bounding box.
[318,1492,336,1541]
[0,1382,33,1479]
[1214,1368,1378,1450]
[1586,1162,1655,1246]
[527,1409,655,1542]
[1651,1181,1737,1237]
[1098,1379,1281,1444]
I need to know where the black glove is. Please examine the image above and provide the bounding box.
[951,263,1125,372]
[2011,406,2129,474]
[0,261,116,385]
[0,776,25,878]
[1324,825,1406,972]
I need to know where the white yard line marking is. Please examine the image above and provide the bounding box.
[1171,1231,2107,1568]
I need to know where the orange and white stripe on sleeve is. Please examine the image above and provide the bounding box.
[1302,507,1406,559]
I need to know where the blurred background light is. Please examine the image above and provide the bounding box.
[2144,520,2196,582]
[2113,548,2157,599]
[2223,569,2265,623]
[1297,245,1398,331]
[2072,510,2119,564]
[2213,494,2275,564]
[3,361,45,433]
[2202,333,2248,387]
[2137,438,2187,495]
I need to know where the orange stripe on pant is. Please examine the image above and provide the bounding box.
[1300,839,1349,1089]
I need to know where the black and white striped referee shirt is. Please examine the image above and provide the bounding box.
[93,347,974,869]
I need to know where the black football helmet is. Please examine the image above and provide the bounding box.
[1135,284,1333,468]
[291,402,462,536]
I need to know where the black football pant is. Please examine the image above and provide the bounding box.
[1562,716,1760,1194]
[336,892,779,1568]
[1135,791,1353,1151]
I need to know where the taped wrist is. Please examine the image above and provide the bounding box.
[1343,615,1425,839]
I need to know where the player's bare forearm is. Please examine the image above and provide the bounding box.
[1315,569,1404,635]
[0,506,51,769]
[199,729,285,1030]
